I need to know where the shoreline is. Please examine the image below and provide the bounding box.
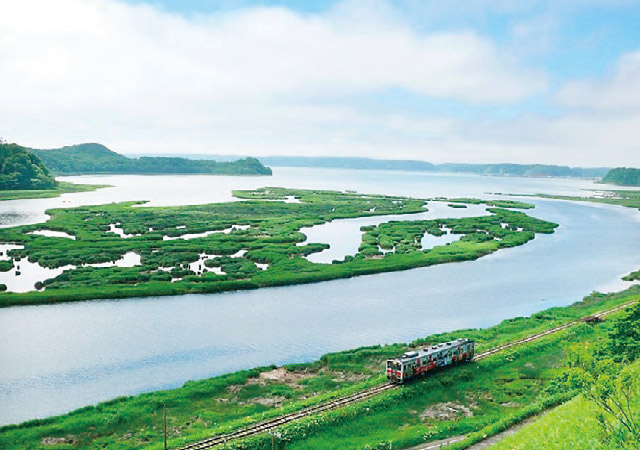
[0,181,110,201]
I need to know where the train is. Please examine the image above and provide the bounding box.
[386,338,475,383]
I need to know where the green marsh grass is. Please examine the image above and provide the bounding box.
[0,188,556,307]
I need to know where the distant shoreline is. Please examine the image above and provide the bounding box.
[127,153,610,179]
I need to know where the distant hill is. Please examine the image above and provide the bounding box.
[124,153,611,179]
[601,167,640,186]
[258,158,609,178]
[127,154,437,171]
[264,158,607,178]
[137,154,608,178]
[259,156,436,172]
[0,143,57,190]
[436,163,609,178]
[31,143,272,176]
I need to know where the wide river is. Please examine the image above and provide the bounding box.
[1,168,640,426]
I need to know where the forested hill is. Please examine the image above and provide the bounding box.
[31,143,272,176]
[0,143,57,190]
[601,167,640,186]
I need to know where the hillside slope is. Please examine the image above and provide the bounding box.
[488,362,640,449]
[31,143,272,175]
[0,143,57,190]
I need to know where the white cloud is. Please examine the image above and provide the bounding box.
[0,0,638,167]
[556,49,640,113]
[0,0,545,154]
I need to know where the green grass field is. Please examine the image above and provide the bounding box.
[488,396,601,449]
[488,358,640,449]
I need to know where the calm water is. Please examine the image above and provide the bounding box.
[0,168,639,425]
[299,202,489,263]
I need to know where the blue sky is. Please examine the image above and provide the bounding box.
[127,0,640,78]
[1,0,640,165]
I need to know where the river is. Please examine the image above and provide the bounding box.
[0,168,639,426]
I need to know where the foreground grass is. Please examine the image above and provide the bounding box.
[486,360,640,450]
[487,396,601,449]
[1,286,636,449]
[0,181,109,201]
[0,187,556,306]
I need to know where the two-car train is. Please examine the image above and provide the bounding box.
[386,338,475,383]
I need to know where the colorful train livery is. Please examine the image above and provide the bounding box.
[386,338,475,383]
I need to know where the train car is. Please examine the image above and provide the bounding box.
[386,338,475,383]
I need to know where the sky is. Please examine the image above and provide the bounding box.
[1,0,639,166]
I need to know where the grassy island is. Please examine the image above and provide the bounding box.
[0,188,557,307]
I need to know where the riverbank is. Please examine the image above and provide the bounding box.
[0,181,109,201]
[1,284,637,449]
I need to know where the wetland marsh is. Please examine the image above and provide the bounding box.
[0,187,554,306]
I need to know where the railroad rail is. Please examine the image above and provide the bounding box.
[178,383,396,450]
[177,299,637,450]
[473,299,636,361]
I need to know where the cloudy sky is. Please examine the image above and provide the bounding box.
[1,0,639,166]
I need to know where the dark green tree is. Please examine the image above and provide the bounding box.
[0,143,57,190]
[607,302,640,362]
[563,305,640,447]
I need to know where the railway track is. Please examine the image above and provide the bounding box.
[472,300,637,361]
[178,383,396,450]
[177,300,637,450]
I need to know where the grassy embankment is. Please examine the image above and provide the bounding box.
[1,285,637,449]
[488,354,640,449]
[0,188,554,306]
[488,395,607,449]
[0,181,109,201]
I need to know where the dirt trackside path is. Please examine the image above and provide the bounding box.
[405,409,551,450]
